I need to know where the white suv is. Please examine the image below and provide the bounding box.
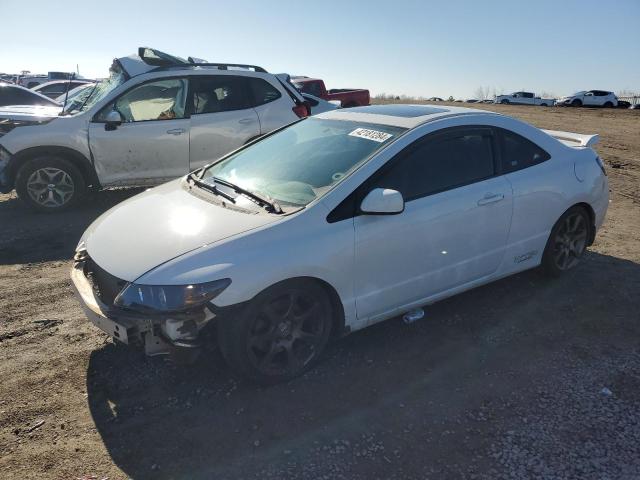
[557,90,618,107]
[0,48,308,212]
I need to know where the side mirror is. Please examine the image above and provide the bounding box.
[104,109,123,131]
[360,188,404,215]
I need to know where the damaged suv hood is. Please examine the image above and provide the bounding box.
[82,179,281,282]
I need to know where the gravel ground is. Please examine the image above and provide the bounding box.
[0,103,639,479]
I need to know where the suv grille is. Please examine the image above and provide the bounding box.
[84,257,127,306]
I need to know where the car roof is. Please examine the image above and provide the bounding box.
[315,104,498,128]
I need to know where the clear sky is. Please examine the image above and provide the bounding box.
[1,0,638,99]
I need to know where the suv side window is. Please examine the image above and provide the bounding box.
[98,78,188,122]
[498,128,550,173]
[247,78,281,106]
[190,76,249,114]
[372,128,496,201]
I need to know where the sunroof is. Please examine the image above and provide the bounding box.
[347,104,448,118]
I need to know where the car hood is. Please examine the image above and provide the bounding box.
[82,179,281,282]
[0,104,62,121]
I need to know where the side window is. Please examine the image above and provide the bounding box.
[247,78,281,106]
[99,78,188,122]
[373,129,495,201]
[524,92,534,98]
[190,76,249,114]
[499,128,550,173]
[301,82,322,97]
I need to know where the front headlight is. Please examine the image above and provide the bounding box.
[114,279,231,313]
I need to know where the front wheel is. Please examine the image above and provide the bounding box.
[571,99,582,107]
[218,280,333,384]
[15,156,86,212]
[542,206,590,277]
[500,99,509,104]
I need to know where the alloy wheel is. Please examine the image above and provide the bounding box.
[247,291,328,377]
[552,212,588,270]
[26,167,75,208]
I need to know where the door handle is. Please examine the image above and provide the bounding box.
[238,118,254,125]
[166,128,185,135]
[477,193,504,206]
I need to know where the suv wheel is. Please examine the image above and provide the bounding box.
[500,99,509,104]
[603,101,613,108]
[571,99,582,107]
[218,279,333,384]
[15,156,86,212]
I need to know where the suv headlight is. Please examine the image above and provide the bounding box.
[114,279,231,313]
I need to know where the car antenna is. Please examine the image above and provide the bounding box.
[61,72,72,114]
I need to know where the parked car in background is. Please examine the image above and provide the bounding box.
[70,104,609,383]
[465,99,479,103]
[428,97,444,101]
[302,93,340,115]
[32,80,94,99]
[291,77,369,107]
[18,71,83,88]
[495,91,555,106]
[556,90,618,107]
[0,47,309,212]
[0,83,61,107]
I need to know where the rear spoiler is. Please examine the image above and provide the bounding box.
[543,129,600,147]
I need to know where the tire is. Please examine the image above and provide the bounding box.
[542,206,591,277]
[603,101,613,108]
[500,99,509,104]
[571,99,582,107]
[218,279,333,384]
[540,103,548,107]
[15,156,86,213]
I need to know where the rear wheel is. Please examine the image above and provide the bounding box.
[542,206,590,277]
[603,101,613,108]
[218,280,333,384]
[15,156,86,212]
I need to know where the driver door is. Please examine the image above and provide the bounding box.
[354,127,513,323]
[88,77,190,186]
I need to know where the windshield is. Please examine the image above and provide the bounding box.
[63,63,126,114]
[201,118,405,208]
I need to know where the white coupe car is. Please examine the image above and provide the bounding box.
[71,104,609,383]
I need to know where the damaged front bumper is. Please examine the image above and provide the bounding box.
[70,260,216,356]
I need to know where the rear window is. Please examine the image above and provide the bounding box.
[499,128,550,173]
[247,78,281,106]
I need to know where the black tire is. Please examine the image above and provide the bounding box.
[15,156,86,213]
[500,99,509,104]
[540,103,548,107]
[603,101,613,108]
[542,206,591,277]
[218,279,333,384]
[571,99,582,107]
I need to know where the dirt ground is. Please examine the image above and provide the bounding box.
[0,103,639,480]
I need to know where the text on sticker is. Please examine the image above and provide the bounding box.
[348,128,393,143]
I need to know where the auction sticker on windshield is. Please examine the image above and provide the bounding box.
[348,128,393,143]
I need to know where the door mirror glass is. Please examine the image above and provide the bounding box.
[360,188,404,215]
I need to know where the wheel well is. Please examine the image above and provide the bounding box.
[10,146,100,190]
[571,202,596,245]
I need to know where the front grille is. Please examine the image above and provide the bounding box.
[84,256,127,306]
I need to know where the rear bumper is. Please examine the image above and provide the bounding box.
[70,260,213,355]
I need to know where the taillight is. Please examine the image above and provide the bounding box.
[292,102,310,118]
[595,156,607,176]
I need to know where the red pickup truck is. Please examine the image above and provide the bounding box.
[291,77,370,108]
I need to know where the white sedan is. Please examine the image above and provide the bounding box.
[71,104,609,383]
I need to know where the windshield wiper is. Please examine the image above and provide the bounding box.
[212,176,283,214]
[187,173,236,203]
